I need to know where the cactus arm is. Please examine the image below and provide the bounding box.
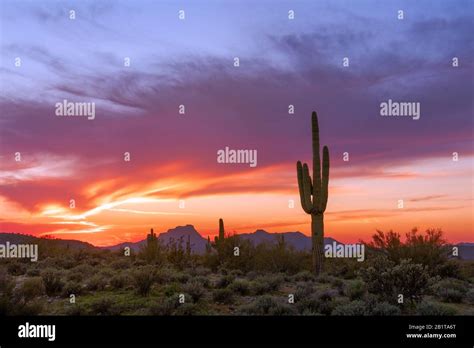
[296,161,312,214]
[321,145,330,212]
[311,112,322,209]
[302,163,314,207]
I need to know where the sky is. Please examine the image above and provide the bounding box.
[0,0,473,246]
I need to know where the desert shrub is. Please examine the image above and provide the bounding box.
[99,268,114,279]
[132,267,155,296]
[191,266,211,277]
[292,270,315,282]
[15,300,44,315]
[371,302,401,316]
[212,288,234,304]
[439,289,464,303]
[215,275,234,288]
[229,279,251,296]
[86,257,102,267]
[230,269,244,277]
[194,275,211,288]
[238,295,277,315]
[269,302,298,315]
[435,260,461,279]
[359,258,430,304]
[345,279,366,300]
[154,268,174,283]
[65,304,87,316]
[238,295,296,315]
[330,277,345,295]
[148,297,178,315]
[432,278,468,303]
[110,274,130,290]
[315,274,333,283]
[182,281,206,302]
[175,272,191,284]
[67,269,84,282]
[19,277,45,300]
[251,274,284,295]
[325,258,361,279]
[26,268,40,277]
[296,289,338,315]
[174,303,200,315]
[0,269,15,315]
[366,228,450,276]
[245,271,259,280]
[110,258,131,270]
[133,259,147,267]
[0,268,14,292]
[319,289,339,301]
[41,269,64,296]
[251,281,272,295]
[416,301,457,315]
[89,298,115,315]
[54,256,76,270]
[162,283,181,297]
[69,264,93,278]
[166,237,191,269]
[86,275,107,291]
[458,261,474,280]
[466,289,474,304]
[217,236,256,272]
[63,281,83,296]
[294,282,315,300]
[332,300,369,315]
[7,261,27,275]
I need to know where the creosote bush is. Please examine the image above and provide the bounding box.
[19,277,45,300]
[212,288,234,304]
[41,269,64,296]
[229,279,251,295]
[416,301,457,316]
[359,257,430,304]
[432,278,468,303]
[182,281,206,302]
[132,267,155,296]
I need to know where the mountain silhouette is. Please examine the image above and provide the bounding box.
[1,229,473,259]
[0,232,95,250]
[104,225,207,253]
[237,229,342,251]
[102,226,342,253]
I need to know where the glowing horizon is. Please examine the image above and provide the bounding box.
[0,1,472,246]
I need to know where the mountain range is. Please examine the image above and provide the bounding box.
[1,226,473,259]
[102,225,343,254]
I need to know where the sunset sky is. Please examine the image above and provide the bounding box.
[0,0,472,246]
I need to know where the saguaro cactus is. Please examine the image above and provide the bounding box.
[213,218,226,259]
[214,218,225,245]
[219,218,225,241]
[296,111,330,275]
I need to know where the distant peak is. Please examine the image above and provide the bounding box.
[163,225,200,236]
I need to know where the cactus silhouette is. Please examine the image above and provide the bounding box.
[214,218,225,244]
[212,218,226,261]
[219,218,225,241]
[296,111,330,275]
